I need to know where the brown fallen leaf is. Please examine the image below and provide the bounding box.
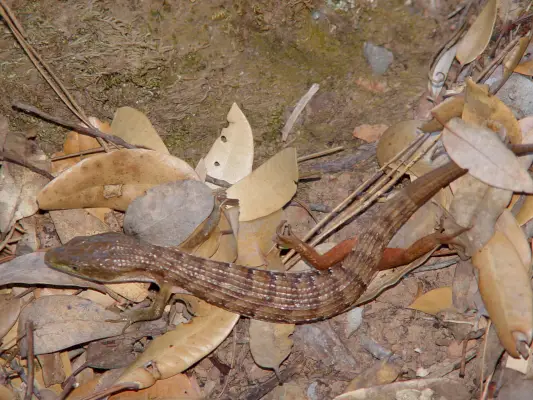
[515,59,533,76]
[226,148,298,221]
[202,103,254,188]
[462,78,522,144]
[0,385,15,400]
[249,321,294,372]
[18,295,127,355]
[38,149,199,211]
[50,209,111,244]
[111,107,169,154]
[503,36,531,82]
[116,295,239,387]
[456,0,497,65]
[355,77,388,93]
[443,117,533,193]
[409,287,453,315]
[344,360,401,392]
[110,373,202,400]
[0,295,21,342]
[472,231,533,358]
[352,124,388,143]
[421,95,465,133]
[38,352,66,387]
[495,209,531,269]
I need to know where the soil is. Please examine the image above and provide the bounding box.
[1,0,479,398]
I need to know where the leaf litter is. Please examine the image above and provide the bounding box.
[4,1,533,399]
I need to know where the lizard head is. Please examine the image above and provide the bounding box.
[45,232,158,283]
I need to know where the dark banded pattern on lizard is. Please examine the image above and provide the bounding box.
[45,161,466,323]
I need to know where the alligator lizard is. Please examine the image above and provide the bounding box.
[45,161,466,323]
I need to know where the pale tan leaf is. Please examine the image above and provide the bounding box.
[18,295,126,355]
[503,36,531,79]
[117,295,239,387]
[236,209,283,267]
[344,360,401,392]
[38,149,199,211]
[409,287,453,315]
[226,148,298,221]
[111,107,169,154]
[456,0,497,65]
[0,385,15,400]
[462,78,522,144]
[49,209,110,244]
[429,44,457,98]
[203,103,254,188]
[495,209,531,270]
[472,231,533,358]
[352,124,388,143]
[249,320,294,370]
[421,95,465,133]
[210,213,238,262]
[442,118,533,192]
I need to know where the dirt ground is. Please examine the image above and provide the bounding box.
[1,0,475,398]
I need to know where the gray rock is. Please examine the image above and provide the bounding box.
[364,42,394,75]
[496,73,533,118]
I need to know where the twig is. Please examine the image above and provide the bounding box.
[205,175,231,188]
[283,131,430,266]
[0,151,54,180]
[297,146,344,162]
[10,360,40,399]
[281,83,319,141]
[0,225,16,252]
[24,322,34,400]
[475,37,520,83]
[12,103,137,150]
[51,147,106,161]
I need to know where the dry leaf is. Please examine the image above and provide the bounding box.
[0,295,21,341]
[472,231,533,358]
[344,360,401,392]
[0,131,50,234]
[409,287,453,315]
[110,373,202,400]
[203,103,254,188]
[0,252,107,293]
[210,213,238,262]
[50,209,111,244]
[456,0,497,65]
[18,295,126,355]
[226,148,298,221]
[503,36,531,80]
[429,45,457,98]
[376,120,448,177]
[352,124,388,143]
[236,209,283,267]
[124,180,214,247]
[421,95,465,133]
[0,385,15,400]
[249,320,294,371]
[38,149,199,211]
[462,78,522,144]
[111,107,169,154]
[515,59,533,76]
[442,118,533,192]
[495,209,531,270]
[116,295,239,387]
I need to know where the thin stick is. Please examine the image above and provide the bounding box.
[13,103,137,150]
[297,146,344,162]
[475,37,520,83]
[24,321,34,400]
[283,131,430,265]
[51,147,106,161]
[0,151,54,180]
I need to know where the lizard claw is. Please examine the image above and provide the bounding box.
[274,220,298,249]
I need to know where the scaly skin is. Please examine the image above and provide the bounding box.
[45,161,466,323]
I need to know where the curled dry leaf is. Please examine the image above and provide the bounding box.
[0,295,21,341]
[376,120,449,177]
[111,107,169,154]
[472,231,533,358]
[503,36,531,81]
[462,78,522,144]
[455,0,497,65]
[429,45,457,98]
[116,295,239,387]
[226,148,298,221]
[495,210,531,269]
[515,59,533,76]
[37,149,199,211]
[442,118,533,193]
[18,295,126,355]
[249,320,294,372]
[124,180,214,247]
[203,103,254,188]
[421,95,465,133]
[408,287,453,315]
[109,373,203,400]
[210,213,238,262]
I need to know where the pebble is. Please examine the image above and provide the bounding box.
[364,42,394,75]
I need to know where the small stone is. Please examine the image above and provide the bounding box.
[364,42,394,75]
